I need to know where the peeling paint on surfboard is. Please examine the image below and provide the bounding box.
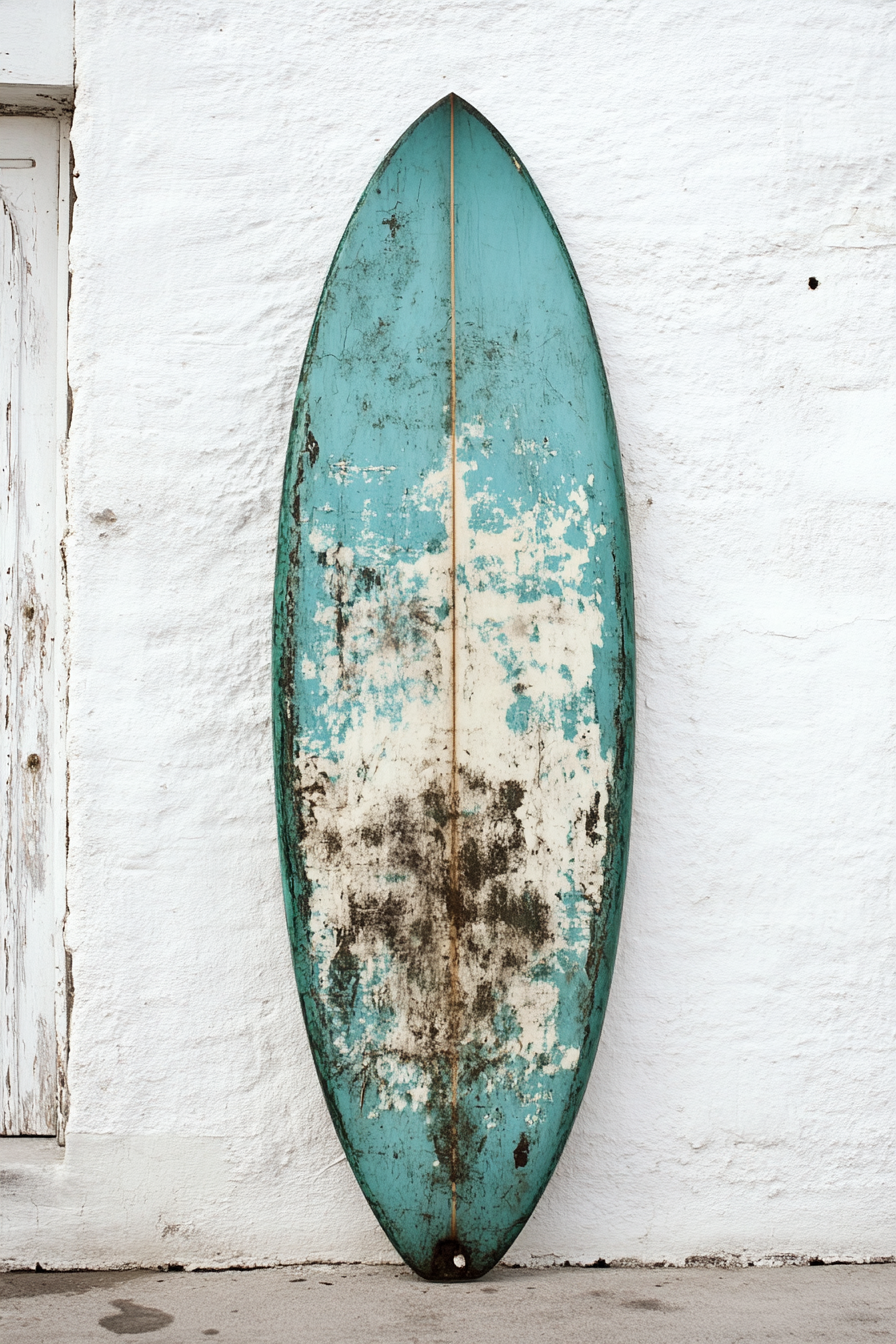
[273,95,634,1281]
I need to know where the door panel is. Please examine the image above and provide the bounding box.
[1,116,67,1136]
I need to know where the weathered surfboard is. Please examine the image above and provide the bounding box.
[273,95,634,1280]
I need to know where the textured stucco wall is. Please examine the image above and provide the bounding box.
[0,0,73,87]
[3,0,895,1269]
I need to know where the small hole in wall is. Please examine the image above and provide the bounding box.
[808,277,819,289]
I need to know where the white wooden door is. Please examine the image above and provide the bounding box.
[1,116,69,1136]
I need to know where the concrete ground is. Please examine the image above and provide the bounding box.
[1,1263,894,1343]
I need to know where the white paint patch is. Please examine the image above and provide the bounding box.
[298,445,611,1114]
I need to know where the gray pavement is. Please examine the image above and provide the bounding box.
[1,1262,894,1343]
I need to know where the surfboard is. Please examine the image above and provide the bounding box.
[273,95,634,1280]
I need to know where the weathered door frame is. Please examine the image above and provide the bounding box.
[1,111,70,1139]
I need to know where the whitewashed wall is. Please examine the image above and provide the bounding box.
[2,0,895,1269]
[0,0,73,91]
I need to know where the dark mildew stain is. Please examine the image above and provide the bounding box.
[584,791,602,844]
[315,769,549,1024]
[302,760,553,1176]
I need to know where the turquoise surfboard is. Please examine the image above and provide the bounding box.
[273,95,634,1280]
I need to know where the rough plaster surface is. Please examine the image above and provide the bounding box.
[2,0,895,1269]
[0,0,73,87]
